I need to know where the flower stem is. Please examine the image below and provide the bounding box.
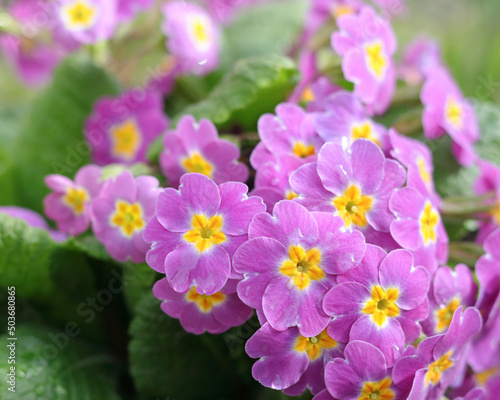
[448,242,484,267]
[441,191,496,218]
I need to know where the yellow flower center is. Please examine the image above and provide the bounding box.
[285,191,299,201]
[111,201,145,237]
[188,15,211,50]
[61,0,97,30]
[110,119,142,162]
[294,329,337,360]
[358,377,395,400]
[63,187,89,215]
[186,287,225,312]
[333,185,373,227]
[425,351,453,386]
[293,141,316,158]
[182,152,213,177]
[419,201,439,245]
[445,96,464,129]
[20,37,37,54]
[435,297,460,332]
[475,367,499,387]
[332,4,355,19]
[351,121,381,147]
[184,214,226,253]
[301,86,315,102]
[417,156,431,184]
[362,286,400,327]
[280,245,324,290]
[365,40,388,80]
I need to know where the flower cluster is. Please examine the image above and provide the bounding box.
[160,115,248,188]
[144,173,265,333]
[11,0,497,399]
[85,89,169,166]
[0,0,226,87]
[44,166,160,263]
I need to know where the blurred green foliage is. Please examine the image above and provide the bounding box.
[393,0,500,102]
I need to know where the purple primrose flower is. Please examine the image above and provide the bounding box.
[324,245,429,366]
[290,139,406,242]
[234,200,366,337]
[144,173,265,295]
[162,1,220,75]
[56,0,118,44]
[313,91,390,153]
[44,165,103,236]
[332,6,397,114]
[393,306,482,400]
[85,89,169,166]
[421,65,479,166]
[160,115,248,188]
[91,171,160,263]
[246,322,343,394]
[153,277,253,334]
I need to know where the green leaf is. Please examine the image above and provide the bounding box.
[0,147,17,206]
[0,106,26,206]
[148,54,298,161]
[0,324,120,399]
[436,162,479,198]
[67,234,112,262]
[129,292,246,400]
[220,0,307,68]
[178,54,298,129]
[430,102,500,240]
[38,246,105,341]
[475,101,500,165]
[161,0,307,123]
[0,214,57,298]
[13,56,120,213]
[0,215,106,338]
[122,262,157,312]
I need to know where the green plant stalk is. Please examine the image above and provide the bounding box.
[392,106,424,136]
[448,242,485,267]
[391,85,422,106]
[0,12,22,36]
[441,191,496,218]
[307,19,338,52]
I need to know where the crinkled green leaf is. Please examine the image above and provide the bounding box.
[437,162,479,198]
[122,262,157,312]
[0,107,26,206]
[0,324,120,400]
[475,101,500,165]
[0,148,17,206]
[67,234,112,262]
[160,0,306,118]
[41,246,105,341]
[220,0,307,67]
[129,292,245,400]
[14,56,120,213]
[0,214,105,339]
[177,54,298,128]
[0,214,57,298]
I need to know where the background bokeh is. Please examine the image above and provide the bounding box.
[1,0,499,108]
[394,0,500,101]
